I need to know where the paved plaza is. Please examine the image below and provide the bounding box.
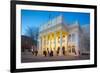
[21,52,90,63]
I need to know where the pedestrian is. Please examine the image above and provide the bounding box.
[31,46,34,55]
[57,48,60,56]
[62,47,65,55]
[50,50,53,57]
[43,50,47,56]
[51,50,53,56]
[34,50,38,56]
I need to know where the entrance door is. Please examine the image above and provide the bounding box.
[72,46,76,55]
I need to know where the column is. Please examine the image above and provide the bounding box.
[49,35,51,52]
[65,34,68,55]
[59,32,62,56]
[54,32,56,56]
[50,34,52,51]
[46,35,48,54]
[45,36,48,49]
[42,36,44,54]
[71,34,72,54]
[45,36,46,50]
[44,36,46,51]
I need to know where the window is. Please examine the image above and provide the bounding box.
[68,45,71,53]
[72,48,75,53]
[72,33,76,42]
[68,34,71,42]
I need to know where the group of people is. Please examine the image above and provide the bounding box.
[43,50,53,57]
[43,47,66,57]
[31,46,38,56]
[31,45,66,57]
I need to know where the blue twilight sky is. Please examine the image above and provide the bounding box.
[21,9,90,35]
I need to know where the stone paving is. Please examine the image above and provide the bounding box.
[21,52,90,63]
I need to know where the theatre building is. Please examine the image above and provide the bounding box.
[38,15,89,56]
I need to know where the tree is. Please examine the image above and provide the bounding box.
[25,26,39,46]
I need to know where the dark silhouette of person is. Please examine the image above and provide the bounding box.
[35,50,38,56]
[32,51,34,55]
[62,47,65,55]
[57,47,60,56]
[50,50,53,57]
[79,50,80,55]
[43,50,47,56]
[31,46,34,55]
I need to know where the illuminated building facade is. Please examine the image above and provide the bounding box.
[38,15,89,56]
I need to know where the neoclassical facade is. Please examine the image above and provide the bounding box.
[38,15,87,56]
